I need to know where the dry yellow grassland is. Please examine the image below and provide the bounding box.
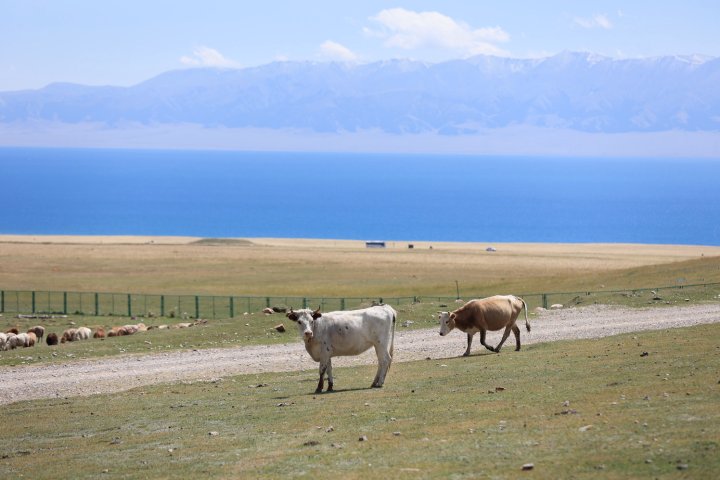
[1,235,718,297]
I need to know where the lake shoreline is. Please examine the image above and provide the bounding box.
[1,234,719,257]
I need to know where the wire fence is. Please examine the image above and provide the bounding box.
[1,282,719,320]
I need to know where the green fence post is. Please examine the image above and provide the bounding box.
[1,290,4,313]
[303,297,307,308]
[542,294,548,309]
[32,291,36,313]
[341,298,345,310]
[195,296,200,319]
[127,294,132,317]
[63,292,67,315]
[266,297,271,308]
[161,296,165,317]
[229,297,234,318]
[95,293,99,316]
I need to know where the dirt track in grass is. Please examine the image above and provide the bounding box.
[2,303,718,406]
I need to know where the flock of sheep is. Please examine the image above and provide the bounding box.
[0,322,149,351]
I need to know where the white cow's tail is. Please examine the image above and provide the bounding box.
[519,297,530,332]
[388,305,397,358]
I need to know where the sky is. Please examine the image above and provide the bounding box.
[1,0,719,91]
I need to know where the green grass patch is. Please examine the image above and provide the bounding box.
[1,324,718,478]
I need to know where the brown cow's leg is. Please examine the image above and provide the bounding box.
[479,329,495,352]
[494,325,513,353]
[512,325,521,351]
[463,332,474,356]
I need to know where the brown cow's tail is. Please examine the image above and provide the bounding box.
[520,297,531,332]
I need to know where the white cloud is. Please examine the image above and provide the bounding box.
[180,46,240,68]
[319,40,358,61]
[573,14,613,29]
[367,8,510,57]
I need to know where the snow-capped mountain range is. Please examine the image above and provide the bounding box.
[1,52,718,156]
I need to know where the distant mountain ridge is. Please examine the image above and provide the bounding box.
[2,52,718,135]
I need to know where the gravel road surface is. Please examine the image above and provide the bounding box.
[2,304,718,406]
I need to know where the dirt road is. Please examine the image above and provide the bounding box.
[2,303,718,405]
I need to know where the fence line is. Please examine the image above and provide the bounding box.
[1,282,719,320]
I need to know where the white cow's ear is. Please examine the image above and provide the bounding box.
[312,307,322,320]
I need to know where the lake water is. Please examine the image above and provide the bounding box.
[1,147,719,245]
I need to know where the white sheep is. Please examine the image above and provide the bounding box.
[72,327,92,341]
[8,333,27,349]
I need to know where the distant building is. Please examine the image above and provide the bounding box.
[365,241,386,248]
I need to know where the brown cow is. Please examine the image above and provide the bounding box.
[438,295,530,356]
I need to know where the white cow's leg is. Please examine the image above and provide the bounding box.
[494,325,513,353]
[372,343,392,388]
[326,359,334,392]
[316,362,327,393]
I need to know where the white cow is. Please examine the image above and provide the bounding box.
[286,305,397,393]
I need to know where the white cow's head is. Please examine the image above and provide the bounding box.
[438,311,456,336]
[286,307,322,341]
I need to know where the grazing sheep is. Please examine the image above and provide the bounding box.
[8,333,27,349]
[122,324,139,335]
[93,327,106,338]
[46,332,59,346]
[25,331,37,347]
[72,327,92,341]
[172,322,193,329]
[61,328,78,343]
[0,332,7,351]
[27,326,45,341]
[107,326,130,337]
[106,322,147,337]
[6,327,19,335]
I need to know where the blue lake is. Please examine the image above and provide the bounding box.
[1,147,719,245]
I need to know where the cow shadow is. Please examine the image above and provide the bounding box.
[311,386,377,395]
[438,351,497,361]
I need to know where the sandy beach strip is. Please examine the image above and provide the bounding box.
[1,234,719,263]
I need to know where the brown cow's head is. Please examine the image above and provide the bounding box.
[286,307,322,341]
[438,311,456,336]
